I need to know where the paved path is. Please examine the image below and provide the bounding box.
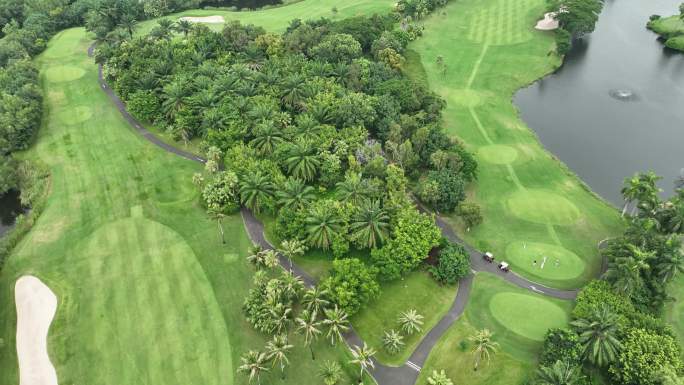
[92,45,585,385]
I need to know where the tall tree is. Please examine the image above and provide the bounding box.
[349,343,376,383]
[536,360,583,385]
[278,239,307,269]
[323,305,350,345]
[570,306,622,367]
[284,139,320,182]
[239,171,275,213]
[302,286,330,315]
[276,178,315,209]
[469,329,499,371]
[305,207,343,250]
[296,309,322,360]
[350,200,389,249]
[266,334,294,380]
[238,350,270,385]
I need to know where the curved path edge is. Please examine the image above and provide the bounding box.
[90,44,588,385]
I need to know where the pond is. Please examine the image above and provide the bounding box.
[514,0,684,206]
[0,190,26,237]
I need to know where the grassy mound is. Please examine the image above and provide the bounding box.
[488,292,568,341]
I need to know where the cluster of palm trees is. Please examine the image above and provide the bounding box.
[382,309,425,354]
[239,171,392,252]
[240,243,373,384]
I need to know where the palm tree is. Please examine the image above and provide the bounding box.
[469,329,499,371]
[336,174,373,205]
[427,370,453,385]
[323,305,350,345]
[305,207,343,250]
[350,200,390,249]
[281,73,306,109]
[536,360,583,385]
[276,178,316,209]
[398,309,424,335]
[238,350,270,385]
[302,286,330,315]
[382,329,405,355]
[284,139,320,182]
[603,244,652,295]
[656,248,684,283]
[349,343,376,383]
[207,205,225,244]
[161,80,188,119]
[269,303,293,336]
[175,19,193,37]
[280,271,304,300]
[620,174,642,216]
[570,305,622,367]
[318,360,342,385]
[118,12,137,38]
[295,114,322,142]
[154,19,175,40]
[250,122,284,156]
[296,309,322,360]
[266,334,294,380]
[279,239,307,269]
[262,249,280,270]
[246,245,265,268]
[239,171,275,213]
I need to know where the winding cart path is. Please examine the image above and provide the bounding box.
[91,46,582,385]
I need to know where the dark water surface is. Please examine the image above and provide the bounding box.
[0,190,25,237]
[514,0,684,206]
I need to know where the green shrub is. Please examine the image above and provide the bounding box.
[430,242,470,285]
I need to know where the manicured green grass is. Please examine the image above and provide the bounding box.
[648,16,684,52]
[352,272,457,366]
[408,0,624,289]
[0,27,371,385]
[416,273,572,385]
[136,0,396,35]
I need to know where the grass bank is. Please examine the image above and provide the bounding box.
[648,15,684,52]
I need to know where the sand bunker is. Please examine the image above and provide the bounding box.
[535,12,559,30]
[16,276,58,385]
[179,15,225,24]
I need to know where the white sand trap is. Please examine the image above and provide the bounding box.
[535,12,559,30]
[16,276,58,385]
[179,15,225,24]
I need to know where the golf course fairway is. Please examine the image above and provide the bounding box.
[0,27,368,385]
[407,0,624,289]
[136,0,396,35]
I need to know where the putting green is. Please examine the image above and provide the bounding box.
[506,189,580,225]
[57,106,92,125]
[44,65,85,82]
[505,241,585,280]
[478,145,518,164]
[489,292,568,341]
